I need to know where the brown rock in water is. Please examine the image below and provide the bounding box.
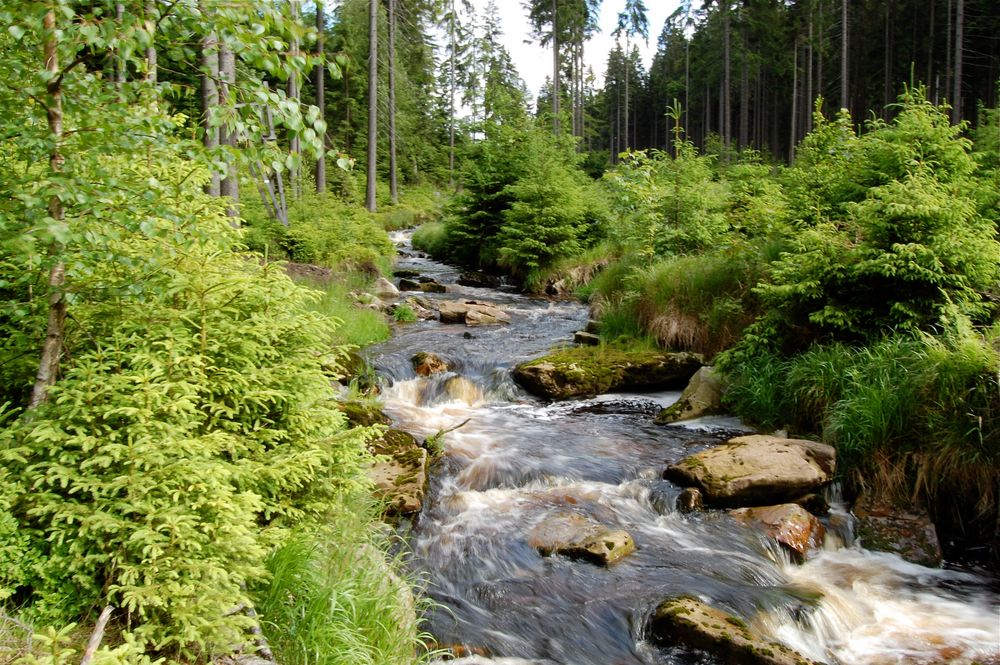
[373,276,400,301]
[650,597,816,665]
[411,351,450,377]
[664,435,835,507]
[730,504,826,558]
[398,278,421,291]
[529,513,636,566]
[438,300,511,325]
[419,281,447,293]
[573,331,601,346]
[369,429,428,516]
[852,494,943,567]
[677,487,704,513]
[656,366,724,424]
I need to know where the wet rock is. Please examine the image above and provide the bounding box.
[545,278,571,297]
[420,281,448,293]
[585,319,601,334]
[392,268,421,278]
[338,400,391,428]
[852,494,943,567]
[403,296,437,320]
[528,513,636,566]
[374,277,400,301]
[398,278,421,291]
[729,504,826,559]
[573,331,601,346]
[656,366,724,424]
[458,271,502,288]
[412,351,450,377]
[369,429,428,516]
[664,435,835,507]
[650,597,816,665]
[512,347,703,400]
[793,493,830,516]
[677,487,704,513]
[439,300,511,326]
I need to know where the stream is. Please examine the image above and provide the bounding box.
[367,230,1000,665]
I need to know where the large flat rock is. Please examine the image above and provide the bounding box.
[664,435,835,507]
[369,429,428,516]
[512,347,703,400]
[650,597,816,665]
[439,300,511,325]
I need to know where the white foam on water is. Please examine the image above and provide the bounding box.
[761,548,1000,664]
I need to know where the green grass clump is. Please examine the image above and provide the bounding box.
[301,277,391,348]
[253,494,432,665]
[411,220,450,258]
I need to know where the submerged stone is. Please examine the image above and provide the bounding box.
[528,513,636,566]
[730,504,826,559]
[650,597,816,665]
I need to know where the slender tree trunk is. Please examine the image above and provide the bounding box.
[723,5,731,150]
[30,9,67,410]
[945,0,952,106]
[218,41,239,217]
[552,0,560,134]
[883,1,891,117]
[806,9,814,133]
[951,0,963,123]
[288,0,301,199]
[790,41,798,161]
[926,0,934,98]
[448,0,456,188]
[114,3,126,86]
[201,4,220,197]
[365,0,378,212]
[817,0,824,116]
[624,37,630,150]
[387,0,398,205]
[740,30,749,149]
[144,1,157,83]
[840,0,848,110]
[315,1,326,194]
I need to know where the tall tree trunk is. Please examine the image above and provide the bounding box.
[951,0,963,123]
[145,1,157,83]
[790,40,798,161]
[945,0,952,106]
[288,0,301,199]
[365,0,378,212]
[114,3,126,86]
[201,4,220,197]
[806,8,814,133]
[387,0,398,205]
[883,1,892,117]
[30,9,67,409]
[722,5,731,150]
[218,41,239,217]
[740,29,749,149]
[315,1,326,194]
[624,37,630,150]
[926,0,934,102]
[551,0,560,134]
[448,0,456,188]
[840,0,848,110]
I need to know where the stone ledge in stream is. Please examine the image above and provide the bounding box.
[438,300,511,326]
[528,513,636,566]
[650,597,817,665]
[512,347,704,400]
[664,435,835,507]
[852,494,943,567]
[369,428,429,517]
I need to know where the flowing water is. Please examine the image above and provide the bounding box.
[367,231,1000,665]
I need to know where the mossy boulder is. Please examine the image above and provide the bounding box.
[729,504,826,559]
[650,597,816,665]
[852,494,943,567]
[528,513,636,566]
[411,351,450,377]
[337,400,391,428]
[656,366,724,424]
[664,435,835,507]
[368,428,428,516]
[512,347,704,400]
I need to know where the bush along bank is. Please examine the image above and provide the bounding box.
[544,91,1000,566]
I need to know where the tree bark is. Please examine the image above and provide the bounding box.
[30,9,67,410]
[200,3,220,197]
[552,0,560,134]
[218,40,239,218]
[144,1,157,83]
[448,0,456,188]
[951,0,963,123]
[288,0,301,200]
[387,0,398,205]
[790,40,798,161]
[840,0,848,111]
[722,4,731,150]
[365,0,378,212]
[315,1,326,194]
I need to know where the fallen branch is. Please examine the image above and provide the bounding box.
[80,606,113,665]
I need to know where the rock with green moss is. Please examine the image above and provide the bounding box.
[656,366,724,424]
[528,513,636,566]
[338,400,391,427]
[664,435,835,507]
[852,494,943,567]
[512,347,703,400]
[368,429,428,516]
[650,597,816,665]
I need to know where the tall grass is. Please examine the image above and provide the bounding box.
[304,277,391,348]
[253,493,432,665]
[411,221,450,259]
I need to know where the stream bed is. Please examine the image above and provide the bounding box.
[367,231,1000,665]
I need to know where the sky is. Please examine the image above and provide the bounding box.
[472,0,680,100]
